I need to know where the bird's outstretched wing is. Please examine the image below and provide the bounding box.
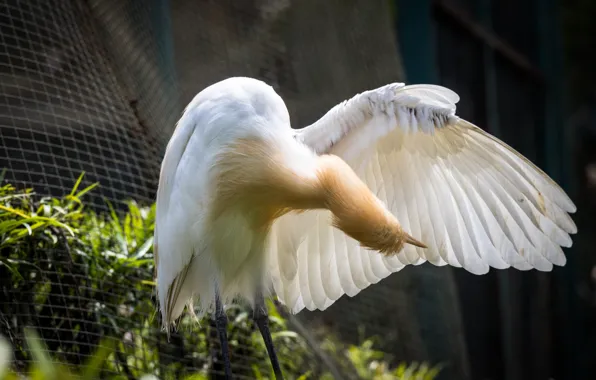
[268,83,577,313]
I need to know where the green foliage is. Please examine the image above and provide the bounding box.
[0,174,160,375]
[0,329,204,380]
[317,328,441,380]
[0,175,441,379]
[0,175,314,378]
[0,329,441,380]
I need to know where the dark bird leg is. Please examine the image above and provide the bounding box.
[214,293,233,379]
[253,292,284,379]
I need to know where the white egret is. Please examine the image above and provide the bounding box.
[154,77,576,379]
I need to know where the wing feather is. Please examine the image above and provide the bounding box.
[412,152,447,266]
[269,83,576,313]
[327,218,354,297]
[308,213,327,309]
[154,114,199,327]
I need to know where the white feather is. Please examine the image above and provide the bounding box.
[154,77,576,325]
[154,77,307,326]
[271,82,576,313]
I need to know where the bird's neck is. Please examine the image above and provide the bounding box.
[212,136,424,253]
[315,155,425,254]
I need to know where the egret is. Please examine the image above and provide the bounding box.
[154,77,576,379]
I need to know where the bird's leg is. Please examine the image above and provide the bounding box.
[253,292,284,380]
[214,294,233,379]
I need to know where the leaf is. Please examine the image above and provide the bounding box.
[15,221,47,238]
[0,334,13,379]
[297,371,312,380]
[74,182,99,200]
[271,331,299,340]
[69,172,85,197]
[105,200,128,255]
[252,364,265,380]
[0,192,32,203]
[424,363,443,380]
[1,371,19,380]
[81,339,114,379]
[396,362,407,377]
[24,328,56,379]
[0,204,30,219]
[105,200,122,234]
[42,217,75,237]
[0,258,23,281]
[183,374,208,380]
[234,311,249,324]
[52,206,67,216]
[131,237,153,260]
[124,258,153,267]
[0,219,29,233]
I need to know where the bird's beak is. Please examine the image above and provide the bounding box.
[404,233,427,249]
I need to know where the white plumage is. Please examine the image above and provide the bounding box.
[154,76,576,328]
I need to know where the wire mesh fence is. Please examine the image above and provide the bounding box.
[0,0,510,379]
[0,0,176,211]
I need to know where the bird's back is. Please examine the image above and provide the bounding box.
[154,77,296,324]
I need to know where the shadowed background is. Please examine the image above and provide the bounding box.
[0,0,594,379]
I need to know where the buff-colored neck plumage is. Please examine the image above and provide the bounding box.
[213,136,426,255]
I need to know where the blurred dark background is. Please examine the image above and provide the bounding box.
[0,0,595,379]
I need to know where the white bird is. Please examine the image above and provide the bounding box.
[153,76,576,379]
